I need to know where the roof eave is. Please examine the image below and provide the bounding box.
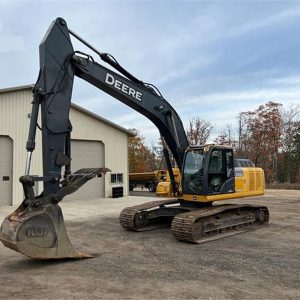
[0,84,135,137]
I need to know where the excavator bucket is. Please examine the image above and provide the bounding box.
[0,203,92,259]
[0,168,110,259]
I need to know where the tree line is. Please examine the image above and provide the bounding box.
[128,101,300,186]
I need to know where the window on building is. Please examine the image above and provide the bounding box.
[111,173,123,184]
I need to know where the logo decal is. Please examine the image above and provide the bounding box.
[26,228,48,238]
[105,73,143,101]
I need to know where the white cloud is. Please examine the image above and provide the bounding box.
[176,74,300,142]
[184,87,299,108]
[0,35,25,52]
[0,22,25,52]
[227,7,300,38]
[158,54,216,85]
[271,75,300,86]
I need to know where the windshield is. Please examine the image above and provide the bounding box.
[183,149,205,194]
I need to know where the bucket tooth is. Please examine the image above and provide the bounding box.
[0,203,91,259]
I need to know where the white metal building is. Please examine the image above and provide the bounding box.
[0,85,132,206]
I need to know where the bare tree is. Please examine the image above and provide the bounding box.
[186,117,214,145]
[214,124,237,148]
[282,104,300,152]
[280,105,300,182]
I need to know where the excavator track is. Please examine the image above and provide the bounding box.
[120,201,269,244]
[171,204,269,243]
[120,199,184,231]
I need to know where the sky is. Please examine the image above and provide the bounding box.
[0,0,299,145]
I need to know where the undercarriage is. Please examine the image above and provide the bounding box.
[120,199,269,243]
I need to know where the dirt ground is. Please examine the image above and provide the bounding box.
[0,190,299,300]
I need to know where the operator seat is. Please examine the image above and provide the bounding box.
[209,155,222,192]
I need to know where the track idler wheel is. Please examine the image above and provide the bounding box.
[0,203,91,259]
[134,211,148,229]
[255,208,267,223]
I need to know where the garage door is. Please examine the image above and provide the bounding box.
[0,136,13,206]
[66,140,105,200]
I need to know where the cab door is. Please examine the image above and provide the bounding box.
[206,148,234,194]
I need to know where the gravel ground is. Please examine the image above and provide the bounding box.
[0,190,299,299]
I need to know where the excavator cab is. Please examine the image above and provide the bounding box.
[182,145,235,197]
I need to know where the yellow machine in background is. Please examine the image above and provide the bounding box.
[129,170,167,192]
[156,167,181,197]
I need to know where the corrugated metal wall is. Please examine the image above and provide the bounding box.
[0,88,129,205]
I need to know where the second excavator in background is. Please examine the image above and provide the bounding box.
[0,18,269,259]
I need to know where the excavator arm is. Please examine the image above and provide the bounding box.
[0,17,188,259]
[32,17,188,197]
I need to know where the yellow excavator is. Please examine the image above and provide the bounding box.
[120,145,267,242]
[0,18,269,259]
[156,167,181,197]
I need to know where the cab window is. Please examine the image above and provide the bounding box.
[183,149,204,194]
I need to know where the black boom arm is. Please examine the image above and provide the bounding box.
[27,17,188,196]
[72,56,189,166]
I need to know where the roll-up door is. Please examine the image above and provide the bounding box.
[0,136,13,206]
[66,140,105,200]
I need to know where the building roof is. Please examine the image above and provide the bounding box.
[0,84,134,136]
